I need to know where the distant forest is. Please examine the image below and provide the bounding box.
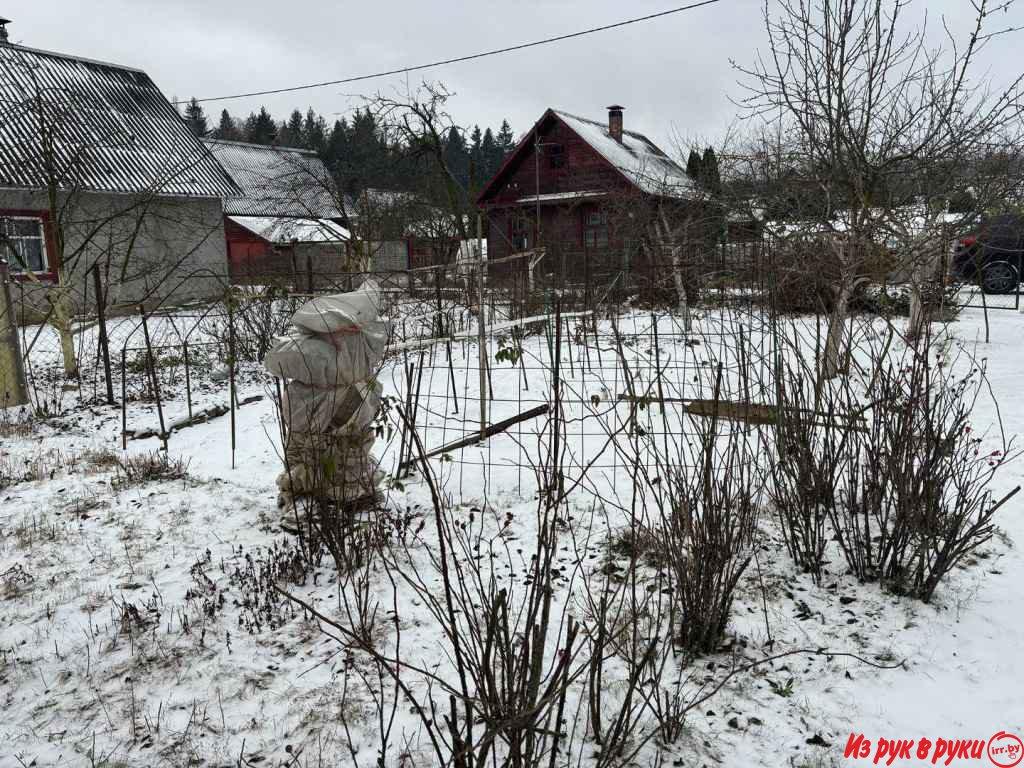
[182,98,516,205]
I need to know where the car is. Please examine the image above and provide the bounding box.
[950,213,1024,294]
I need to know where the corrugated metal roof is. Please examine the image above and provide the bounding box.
[228,215,349,244]
[0,43,239,198]
[204,139,343,218]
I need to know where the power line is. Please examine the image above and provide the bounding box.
[179,0,724,106]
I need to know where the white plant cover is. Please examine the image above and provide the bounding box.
[263,281,386,503]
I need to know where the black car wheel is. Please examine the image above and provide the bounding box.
[981,262,1019,294]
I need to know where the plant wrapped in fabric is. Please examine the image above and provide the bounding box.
[264,281,388,509]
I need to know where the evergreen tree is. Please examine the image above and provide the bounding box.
[213,109,242,141]
[244,107,277,145]
[468,125,483,190]
[700,147,721,194]
[443,126,470,196]
[345,109,389,196]
[302,108,327,153]
[480,127,500,182]
[184,98,208,138]
[279,109,304,146]
[496,120,515,155]
[325,117,351,190]
[685,149,703,180]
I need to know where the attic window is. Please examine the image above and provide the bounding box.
[548,144,565,169]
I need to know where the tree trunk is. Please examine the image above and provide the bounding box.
[657,206,692,332]
[908,281,924,343]
[823,276,854,379]
[908,246,939,343]
[670,244,692,332]
[49,279,78,378]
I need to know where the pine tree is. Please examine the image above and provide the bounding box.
[346,109,388,196]
[325,118,351,188]
[685,149,703,180]
[443,126,470,196]
[496,120,515,155]
[279,109,304,146]
[213,109,242,141]
[468,125,483,190]
[302,108,327,153]
[481,127,500,182]
[700,147,721,194]
[184,98,208,138]
[244,107,277,145]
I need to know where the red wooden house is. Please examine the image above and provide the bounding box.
[204,139,350,284]
[476,106,696,286]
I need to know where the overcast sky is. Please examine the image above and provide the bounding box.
[5,0,1024,154]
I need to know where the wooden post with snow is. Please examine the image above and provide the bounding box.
[0,260,27,408]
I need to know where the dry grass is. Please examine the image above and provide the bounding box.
[113,451,189,490]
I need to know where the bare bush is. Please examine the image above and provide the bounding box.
[834,338,1019,601]
[662,372,760,653]
[200,287,295,365]
[765,323,862,582]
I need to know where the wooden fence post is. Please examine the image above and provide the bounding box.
[0,260,28,407]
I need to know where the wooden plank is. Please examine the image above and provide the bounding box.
[615,395,868,431]
[400,403,550,469]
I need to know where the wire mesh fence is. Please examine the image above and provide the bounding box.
[7,245,992,506]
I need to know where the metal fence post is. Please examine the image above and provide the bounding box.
[92,263,115,406]
[0,260,28,407]
[477,215,487,439]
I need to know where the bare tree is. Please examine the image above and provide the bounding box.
[737,0,1024,373]
[366,83,473,246]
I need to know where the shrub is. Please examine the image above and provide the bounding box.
[662,387,759,653]
[833,345,1017,601]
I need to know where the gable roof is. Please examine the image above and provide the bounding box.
[204,139,343,218]
[0,44,239,198]
[477,107,695,204]
[552,110,694,197]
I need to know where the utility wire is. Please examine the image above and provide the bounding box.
[179,0,724,105]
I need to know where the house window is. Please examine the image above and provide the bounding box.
[511,213,531,251]
[1,215,48,273]
[583,210,608,249]
[548,144,565,169]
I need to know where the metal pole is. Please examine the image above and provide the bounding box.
[182,341,193,421]
[92,264,114,406]
[139,306,168,452]
[477,213,487,440]
[535,134,541,248]
[227,297,237,469]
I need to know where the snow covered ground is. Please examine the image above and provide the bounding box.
[0,301,1021,767]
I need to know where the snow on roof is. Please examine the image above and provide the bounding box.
[553,110,695,199]
[517,190,606,203]
[228,215,349,244]
[0,44,238,198]
[204,139,343,219]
